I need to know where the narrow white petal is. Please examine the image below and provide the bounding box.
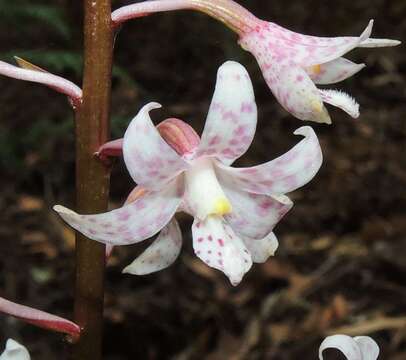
[197,61,257,164]
[307,58,366,85]
[319,89,360,118]
[219,175,292,239]
[216,126,322,195]
[123,218,182,275]
[359,38,401,47]
[123,102,189,190]
[54,177,183,245]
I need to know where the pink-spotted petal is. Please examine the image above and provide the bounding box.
[220,178,292,239]
[0,339,30,360]
[353,336,380,360]
[267,19,399,50]
[319,335,363,360]
[0,297,80,338]
[54,177,183,245]
[307,58,365,85]
[192,216,252,286]
[242,232,279,263]
[216,126,322,195]
[123,102,189,190]
[196,61,257,165]
[262,62,331,123]
[123,218,182,275]
[298,20,374,67]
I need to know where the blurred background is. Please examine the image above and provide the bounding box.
[0,0,405,358]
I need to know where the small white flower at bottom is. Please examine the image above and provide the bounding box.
[0,339,30,360]
[319,334,379,360]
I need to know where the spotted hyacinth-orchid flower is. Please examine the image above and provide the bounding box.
[0,339,30,360]
[54,61,322,285]
[319,335,379,360]
[112,0,400,124]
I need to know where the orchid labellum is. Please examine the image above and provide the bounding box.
[54,61,323,285]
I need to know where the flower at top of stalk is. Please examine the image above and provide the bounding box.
[0,339,30,360]
[319,334,379,360]
[112,0,401,124]
[54,61,323,285]
[238,19,400,124]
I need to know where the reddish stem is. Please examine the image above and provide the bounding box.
[72,0,113,359]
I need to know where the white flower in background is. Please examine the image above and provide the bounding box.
[320,334,379,360]
[0,340,30,360]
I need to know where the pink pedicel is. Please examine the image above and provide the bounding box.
[54,61,323,285]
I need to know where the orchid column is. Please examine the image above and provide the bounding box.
[73,0,113,359]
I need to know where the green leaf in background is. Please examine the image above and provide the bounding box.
[0,0,71,40]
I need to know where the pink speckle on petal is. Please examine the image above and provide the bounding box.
[222,111,237,121]
[221,148,235,157]
[233,125,246,137]
[218,238,224,247]
[241,168,257,175]
[198,237,204,243]
[209,135,221,146]
[117,225,129,232]
[135,201,146,210]
[240,102,254,113]
[117,211,131,222]
[208,235,213,241]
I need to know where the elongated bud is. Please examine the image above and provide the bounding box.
[157,118,200,156]
[0,59,82,108]
[0,297,80,341]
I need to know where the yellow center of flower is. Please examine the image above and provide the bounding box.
[185,158,233,219]
[213,198,233,216]
[310,64,322,75]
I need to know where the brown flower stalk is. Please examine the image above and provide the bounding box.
[72,0,114,359]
